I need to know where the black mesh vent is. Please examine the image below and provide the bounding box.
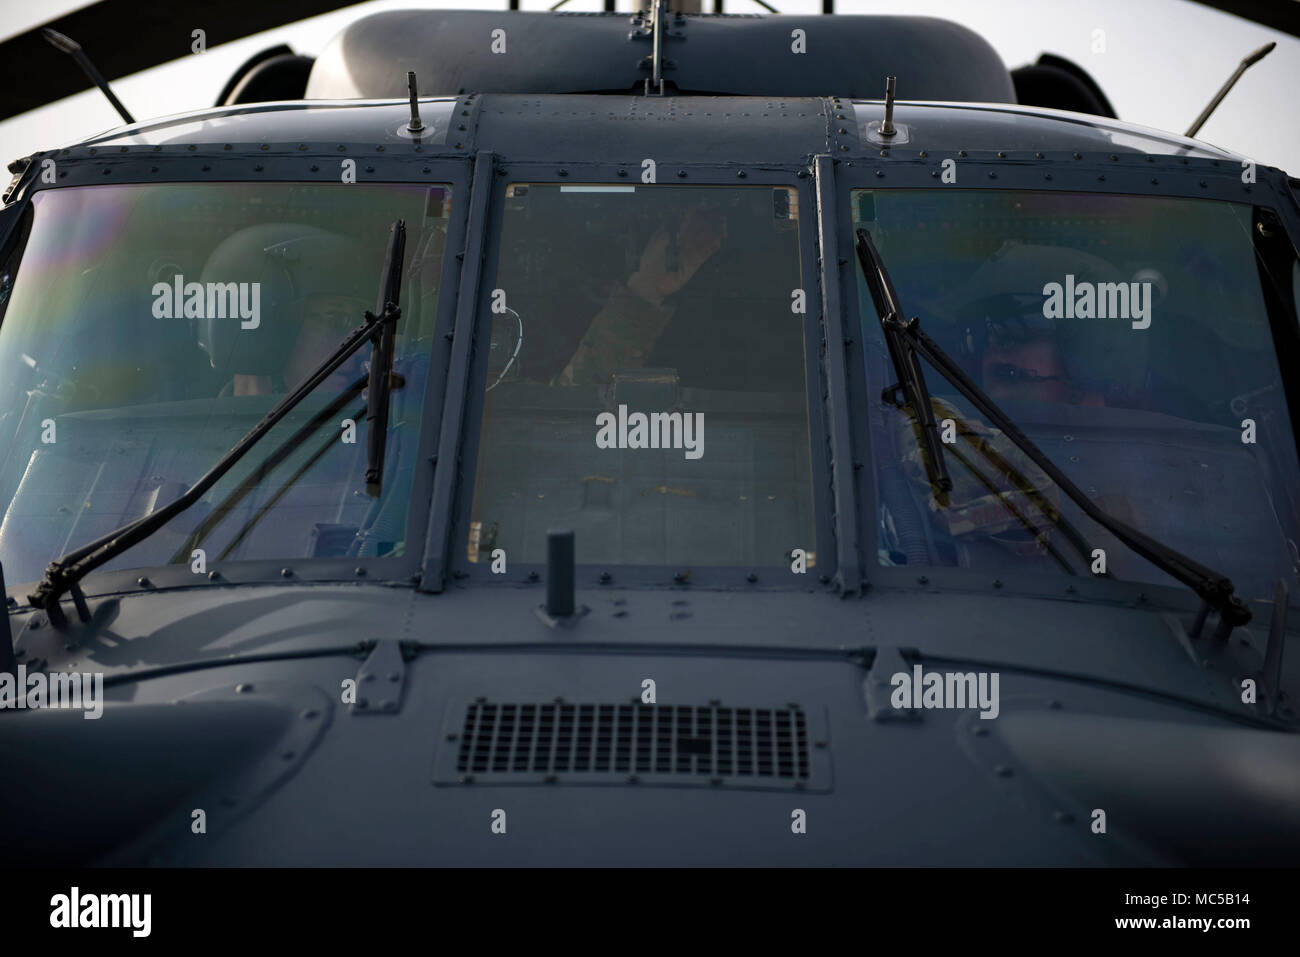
[456,702,811,780]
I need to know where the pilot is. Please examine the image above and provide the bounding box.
[555,203,726,386]
[934,241,1148,409]
[230,292,370,397]
[975,307,1105,408]
[197,224,372,397]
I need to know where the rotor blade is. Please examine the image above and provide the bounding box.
[0,0,353,122]
[1183,0,1300,39]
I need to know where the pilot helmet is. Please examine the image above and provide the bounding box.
[196,223,367,381]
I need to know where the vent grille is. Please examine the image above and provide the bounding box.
[454,702,811,781]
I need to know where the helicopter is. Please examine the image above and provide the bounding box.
[1,0,1298,871]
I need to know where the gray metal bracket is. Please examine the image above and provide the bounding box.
[350,639,410,715]
[863,645,921,722]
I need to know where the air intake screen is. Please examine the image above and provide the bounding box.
[435,701,829,791]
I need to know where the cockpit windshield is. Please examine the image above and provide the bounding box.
[0,182,452,588]
[468,183,815,569]
[852,188,1300,605]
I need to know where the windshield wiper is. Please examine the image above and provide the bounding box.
[365,219,407,496]
[169,374,370,563]
[26,219,408,624]
[854,227,1252,634]
[854,229,952,494]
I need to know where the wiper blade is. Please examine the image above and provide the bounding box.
[854,229,952,493]
[169,374,369,563]
[27,218,408,622]
[854,227,1252,633]
[365,219,407,496]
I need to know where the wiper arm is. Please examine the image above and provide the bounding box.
[854,227,1252,634]
[26,218,409,623]
[854,229,952,494]
[365,220,407,496]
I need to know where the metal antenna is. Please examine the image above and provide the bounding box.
[879,76,897,137]
[406,71,425,134]
[1185,41,1275,138]
[545,530,576,618]
[644,0,666,96]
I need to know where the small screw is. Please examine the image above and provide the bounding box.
[137,577,151,587]
[527,571,539,583]
[280,568,292,578]
[236,683,254,693]
[599,571,612,584]
[746,572,758,583]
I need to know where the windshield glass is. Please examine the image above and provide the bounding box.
[468,182,814,568]
[853,188,1300,605]
[0,182,452,588]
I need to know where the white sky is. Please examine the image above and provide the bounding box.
[1,0,1297,171]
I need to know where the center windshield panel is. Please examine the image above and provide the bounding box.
[852,188,1300,606]
[0,182,453,588]
[468,183,814,569]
